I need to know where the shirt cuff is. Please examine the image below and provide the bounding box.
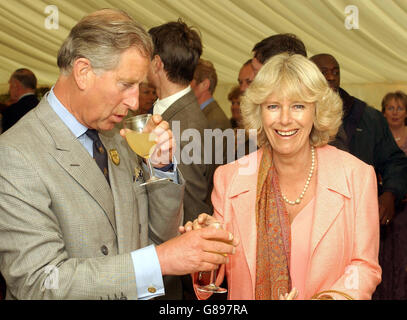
[142,157,179,184]
[131,245,164,300]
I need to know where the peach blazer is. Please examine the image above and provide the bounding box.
[194,145,381,300]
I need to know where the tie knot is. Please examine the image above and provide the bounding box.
[85,129,100,142]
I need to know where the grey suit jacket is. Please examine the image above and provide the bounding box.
[0,97,184,300]
[161,90,216,224]
[202,99,231,131]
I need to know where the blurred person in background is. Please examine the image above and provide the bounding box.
[1,68,39,133]
[311,53,407,227]
[374,90,407,300]
[191,59,230,131]
[238,59,255,93]
[382,91,407,154]
[228,85,242,129]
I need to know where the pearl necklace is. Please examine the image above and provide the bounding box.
[281,146,315,206]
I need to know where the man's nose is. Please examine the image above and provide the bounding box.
[325,71,335,80]
[240,83,248,92]
[124,88,139,110]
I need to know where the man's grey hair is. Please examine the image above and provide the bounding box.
[57,8,153,74]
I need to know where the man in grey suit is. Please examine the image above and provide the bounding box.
[0,9,237,300]
[148,20,220,299]
[148,21,217,228]
[191,59,231,131]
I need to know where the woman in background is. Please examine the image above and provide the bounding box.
[228,85,243,129]
[374,91,407,300]
[382,91,407,154]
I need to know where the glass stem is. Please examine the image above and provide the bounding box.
[210,269,218,287]
[146,158,156,180]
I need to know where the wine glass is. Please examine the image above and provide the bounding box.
[123,114,169,186]
[196,222,228,294]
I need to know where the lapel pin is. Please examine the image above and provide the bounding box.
[109,149,120,165]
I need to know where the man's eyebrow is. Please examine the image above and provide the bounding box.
[119,78,140,85]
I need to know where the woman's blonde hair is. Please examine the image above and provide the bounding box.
[241,53,343,148]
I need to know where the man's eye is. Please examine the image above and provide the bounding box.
[121,82,135,89]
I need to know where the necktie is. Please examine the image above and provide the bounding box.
[86,129,110,185]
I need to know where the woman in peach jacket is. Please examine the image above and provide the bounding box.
[188,53,381,300]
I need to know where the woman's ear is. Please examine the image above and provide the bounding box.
[72,58,93,90]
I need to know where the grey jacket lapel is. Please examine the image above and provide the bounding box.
[99,130,138,253]
[35,98,117,234]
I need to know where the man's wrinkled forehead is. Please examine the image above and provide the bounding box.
[239,63,254,78]
[312,54,339,70]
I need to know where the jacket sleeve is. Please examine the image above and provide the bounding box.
[327,164,382,300]
[145,167,185,246]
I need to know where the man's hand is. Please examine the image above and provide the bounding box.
[156,227,238,276]
[179,213,220,233]
[120,114,175,168]
[379,191,395,225]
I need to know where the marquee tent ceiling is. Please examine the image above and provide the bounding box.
[0,0,406,93]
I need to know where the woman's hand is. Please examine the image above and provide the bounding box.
[279,287,298,300]
[179,213,221,234]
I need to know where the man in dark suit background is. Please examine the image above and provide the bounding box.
[191,58,231,131]
[311,53,407,226]
[1,68,39,133]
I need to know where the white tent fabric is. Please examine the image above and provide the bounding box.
[0,0,406,116]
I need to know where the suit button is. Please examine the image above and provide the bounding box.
[101,245,109,255]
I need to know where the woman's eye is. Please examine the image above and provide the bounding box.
[266,104,279,110]
[293,104,305,110]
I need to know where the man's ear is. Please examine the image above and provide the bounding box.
[152,55,164,74]
[72,58,93,90]
[202,78,211,91]
[13,79,24,95]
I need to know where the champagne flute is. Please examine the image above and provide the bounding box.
[197,222,228,294]
[123,114,169,186]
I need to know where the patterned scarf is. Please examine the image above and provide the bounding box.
[255,146,292,300]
